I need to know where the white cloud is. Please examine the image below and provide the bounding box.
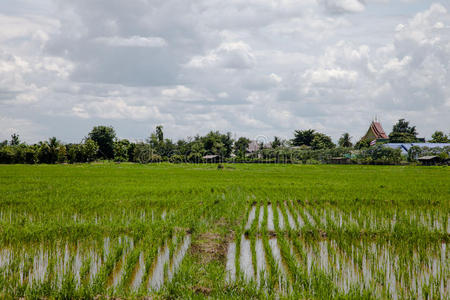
[0,1,449,143]
[319,0,365,14]
[94,35,167,48]
[186,41,255,69]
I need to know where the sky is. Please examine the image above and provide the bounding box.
[0,0,449,144]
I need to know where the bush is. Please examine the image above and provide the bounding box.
[24,147,37,164]
[0,147,14,164]
[169,154,184,163]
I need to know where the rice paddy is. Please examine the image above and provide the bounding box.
[0,163,448,299]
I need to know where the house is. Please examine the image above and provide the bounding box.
[417,155,440,166]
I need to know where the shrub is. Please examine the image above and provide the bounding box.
[0,147,14,164]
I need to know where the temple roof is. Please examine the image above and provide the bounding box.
[370,121,388,139]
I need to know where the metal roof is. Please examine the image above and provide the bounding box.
[383,143,450,154]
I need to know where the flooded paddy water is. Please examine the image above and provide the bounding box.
[225,201,449,298]
[0,233,191,294]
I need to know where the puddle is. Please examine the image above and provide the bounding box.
[304,210,315,226]
[255,239,267,285]
[225,242,236,283]
[277,207,284,230]
[297,214,304,228]
[147,234,191,291]
[267,205,274,231]
[168,235,191,281]
[73,247,83,286]
[109,252,126,288]
[130,252,145,291]
[285,208,296,230]
[269,238,287,278]
[258,206,264,229]
[148,243,170,291]
[245,206,256,230]
[239,235,254,281]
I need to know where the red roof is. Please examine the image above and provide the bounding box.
[371,122,388,139]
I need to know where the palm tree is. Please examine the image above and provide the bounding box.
[338,133,353,148]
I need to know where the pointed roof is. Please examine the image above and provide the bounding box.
[370,121,388,139]
[362,121,388,141]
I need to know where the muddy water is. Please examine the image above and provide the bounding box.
[267,205,275,231]
[109,252,126,288]
[304,210,315,226]
[168,235,191,281]
[258,206,264,229]
[73,247,83,286]
[277,207,284,230]
[130,252,146,291]
[225,242,236,283]
[245,206,256,230]
[89,248,102,282]
[269,238,287,278]
[255,239,267,285]
[240,235,254,281]
[285,208,296,230]
[148,243,170,291]
[30,247,49,285]
[297,214,304,228]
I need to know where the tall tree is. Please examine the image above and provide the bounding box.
[429,131,449,143]
[338,133,353,148]
[10,133,20,146]
[291,129,316,147]
[234,137,250,158]
[311,133,335,150]
[155,125,164,142]
[271,136,282,149]
[88,126,116,159]
[388,119,418,143]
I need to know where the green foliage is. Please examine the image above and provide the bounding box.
[429,131,449,143]
[407,146,421,162]
[292,130,334,150]
[271,136,282,149]
[311,133,335,150]
[356,144,402,165]
[113,139,130,162]
[83,139,99,162]
[37,138,61,164]
[0,146,14,163]
[291,129,316,147]
[88,125,116,159]
[338,133,353,148]
[234,137,250,158]
[389,119,418,143]
[354,139,370,149]
[10,133,20,146]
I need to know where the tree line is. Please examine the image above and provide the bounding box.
[0,119,448,164]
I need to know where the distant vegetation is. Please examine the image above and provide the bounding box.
[0,119,449,165]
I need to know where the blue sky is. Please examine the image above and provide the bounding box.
[0,0,449,144]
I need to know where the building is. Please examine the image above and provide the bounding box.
[383,143,450,154]
[361,120,389,142]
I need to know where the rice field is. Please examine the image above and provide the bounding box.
[0,163,448,299]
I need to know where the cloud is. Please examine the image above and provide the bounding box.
[94,35,167,48]
[0,1,449,143]
[186,41,255,69]
[319,0,366,14]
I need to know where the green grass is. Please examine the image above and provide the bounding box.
[0,163,448,299]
